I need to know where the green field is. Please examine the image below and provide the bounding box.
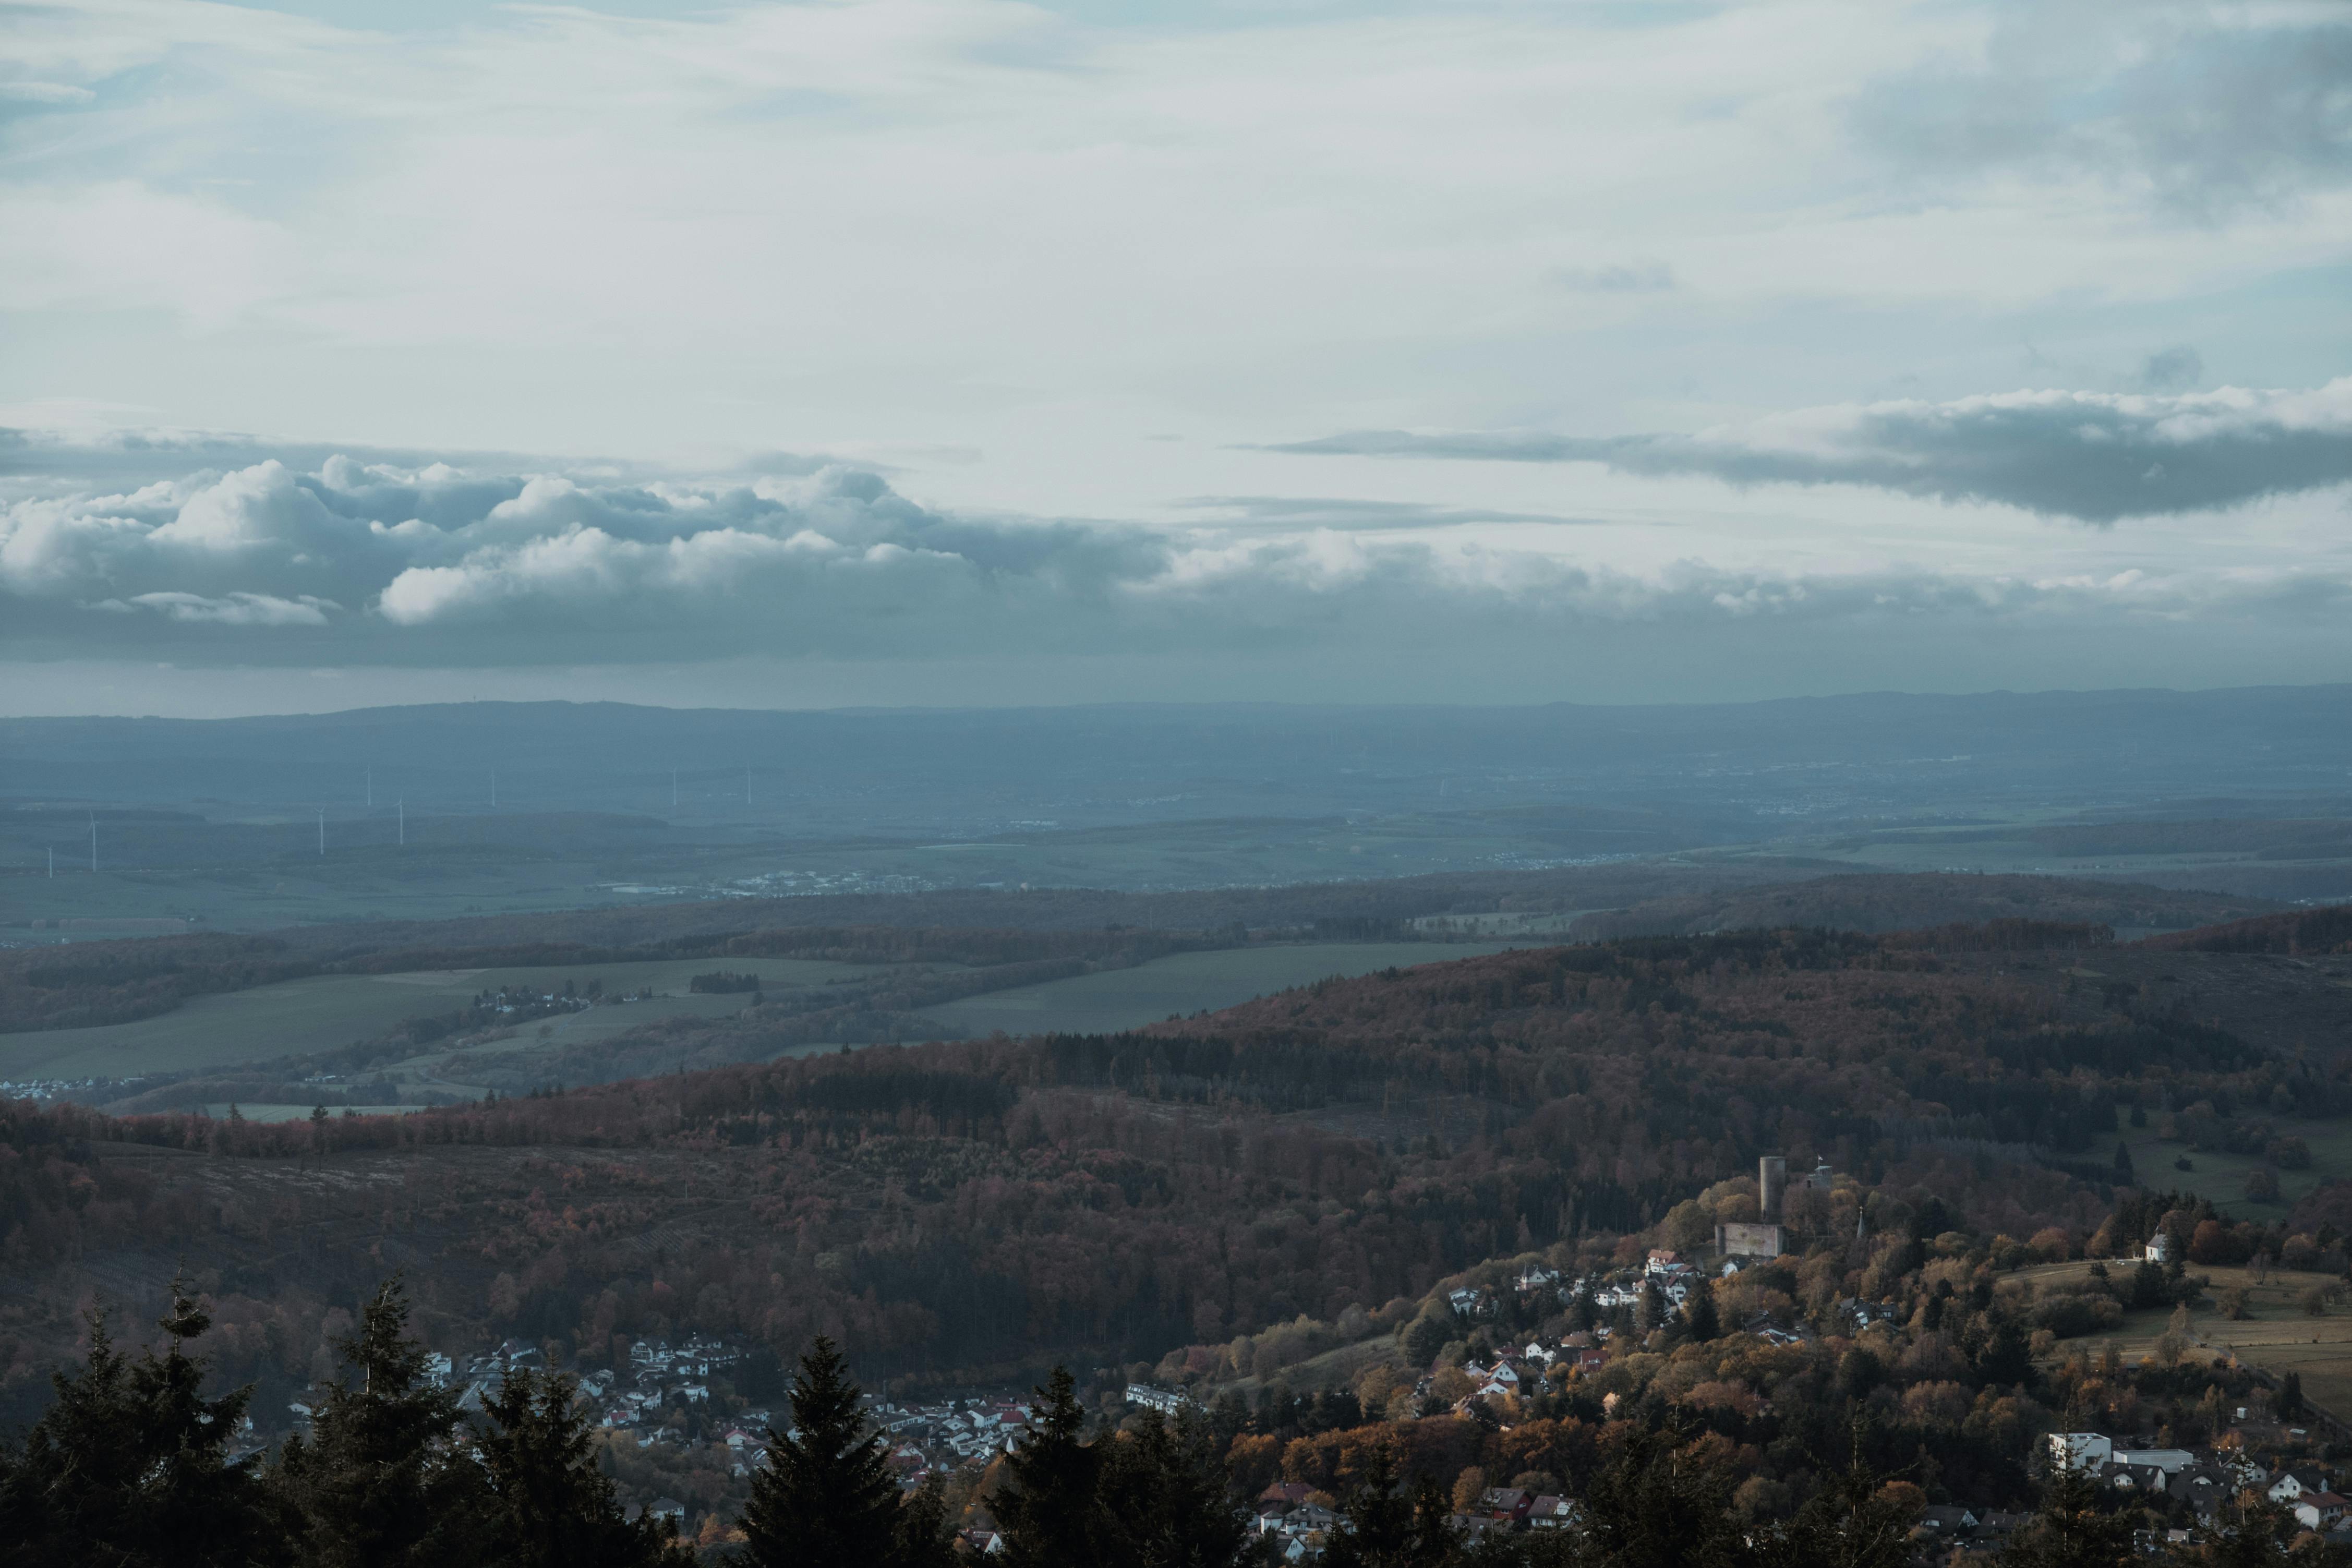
[2021,1259,2352,1420]
[0,956,898,1081]
[911,941,1524,1039]
[2109,1109,2352,1221]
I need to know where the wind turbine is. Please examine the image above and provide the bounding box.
[318,808,326,856]
[491,769,498,807]
[367,766,373,807]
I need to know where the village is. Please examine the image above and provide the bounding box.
[208,1155,2352,1559]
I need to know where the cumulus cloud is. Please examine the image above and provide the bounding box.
[9,430,2352,677]
[1266,380,2352,523]
[0,440,1167,665]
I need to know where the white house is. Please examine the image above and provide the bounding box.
[1126,1384,1188,1414]
[2294,1493,2350,1531]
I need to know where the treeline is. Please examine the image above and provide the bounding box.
[2146,904,2352,957]
[0,934,324,1032]
[1563,872,2270,944]
[5,1267,2332,1568]
[0,1278,681,1567]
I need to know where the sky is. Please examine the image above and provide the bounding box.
[2,0,2349,715]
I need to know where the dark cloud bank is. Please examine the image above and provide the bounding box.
[1268,381,2352,523]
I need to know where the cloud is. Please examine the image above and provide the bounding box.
[9,430,2352,684]
[1849,9,2352,218]
[1,82,94,104]
[1552,260,1676,293]
[1174,497,1607,530]
[0,439,1166,665]
[1265,380,2352,523]
[2135,346,2204,394]
[98,591,338,626]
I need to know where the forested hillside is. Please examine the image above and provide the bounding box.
[4,921,2340,1434]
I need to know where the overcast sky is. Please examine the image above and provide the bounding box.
[3,0,2349,715]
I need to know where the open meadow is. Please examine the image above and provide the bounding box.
[2112,1111,2352,1220]
[2021,1258,2352,1418]
[0,954,901,1081]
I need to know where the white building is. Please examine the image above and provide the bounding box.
[2049,1433,2115,1472]
[2114,1449,2194,1476]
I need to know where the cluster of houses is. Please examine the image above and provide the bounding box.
[2047,1431,2352,1541]
[571,1336,728,1440]
[1236,1420,2352,1563]
[0,1074,135,1105]
[1249,1480,1582,1560]
[876,1395,1038,1472]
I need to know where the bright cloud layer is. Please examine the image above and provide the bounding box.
[7,438,2352,685]
[1,0,2348,705]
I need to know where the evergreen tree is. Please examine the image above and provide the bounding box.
[2188,1492,2303,1568]
[741,1335,902,1568]
[2113,1142,2136,1184]
[1684,1285,1722,1343]
[1753,1441,1911,1568]
[993,1367,1105,1568]
[894,1473,962,1568]
[1573,1421,1746,1568]
[1998,1465,2136,1568]
[1636,1280,1668,1336]
[478,1366,679,1568]
[1974,1315,2035,1388]
[1095,1407,1249,1568]
[1322,1442,1455,1568]
[0,1281,285,1568]
[273,1278,489,1568]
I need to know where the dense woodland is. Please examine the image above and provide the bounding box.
[7,906,2352,1557]
[4,922,2343,1426]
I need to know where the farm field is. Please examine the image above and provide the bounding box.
[2020,1260,2352,1418]
[912,940,1524,1039]
[0,955,900,1081]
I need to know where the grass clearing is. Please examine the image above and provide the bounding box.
[913,942,1526,1039]
[2109,1110,2352,1220]
[0,955,901,1081]
[2021,1260,2352,1416]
